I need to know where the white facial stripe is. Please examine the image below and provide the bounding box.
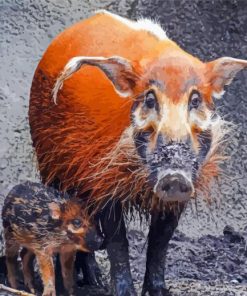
[156,105,166,133]
[133,96,215,143]
[133,101,192,139]
[133,106,158,128]
[95,10,168,40]
[190,108,213,130]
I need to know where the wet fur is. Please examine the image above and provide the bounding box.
[87,117,231,213]
[30,69,230,215]
[29,11,239,215]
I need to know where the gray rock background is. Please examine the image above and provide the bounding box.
[0,0,246,263]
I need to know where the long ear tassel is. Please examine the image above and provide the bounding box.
[52,56,137,104]
[52,57,85,103]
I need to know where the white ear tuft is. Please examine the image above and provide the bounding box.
[212,90,225,100]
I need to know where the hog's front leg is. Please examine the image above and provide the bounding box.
[101,202,136,296]
[142,205,185,296]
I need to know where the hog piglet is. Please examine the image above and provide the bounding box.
[2,181,103,296]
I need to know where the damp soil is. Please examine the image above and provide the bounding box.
[0,226,247,295]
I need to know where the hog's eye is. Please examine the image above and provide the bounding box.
[189,90,202,110]
[72,219,82,228]
[145,91,156,109]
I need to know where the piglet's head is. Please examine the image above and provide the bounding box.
[48,199,103,251]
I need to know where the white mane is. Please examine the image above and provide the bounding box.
[96,10,168,41]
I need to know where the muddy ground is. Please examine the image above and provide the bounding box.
[0,0,247,295]
[1,226,247,295]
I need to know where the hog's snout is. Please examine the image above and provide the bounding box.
[84,227,104,251]
[155,173,193,202]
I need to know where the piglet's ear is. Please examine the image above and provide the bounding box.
[48,202,61,219]
[52,56,139,104]
[207,57,247,98]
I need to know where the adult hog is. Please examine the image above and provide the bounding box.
[29,10,247,296]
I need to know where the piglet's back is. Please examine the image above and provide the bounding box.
[2,182,68,238]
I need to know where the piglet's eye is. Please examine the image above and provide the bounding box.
[189,90,202,110]
[72,219,82,228]
[145,91,156,109]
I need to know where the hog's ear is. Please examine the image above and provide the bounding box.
[48,202,61,219]
[207,57,247,98]
[52,56,139,104]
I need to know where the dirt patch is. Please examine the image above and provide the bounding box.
[1,226,246,295]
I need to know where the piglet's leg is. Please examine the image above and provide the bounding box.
[60,250,76,295]
[36,252,56,296]
[20,248,35,293]
[5,240,19,289]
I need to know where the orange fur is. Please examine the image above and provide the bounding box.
[29,12,231,210]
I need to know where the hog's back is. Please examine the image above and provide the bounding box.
[29,12,170,191]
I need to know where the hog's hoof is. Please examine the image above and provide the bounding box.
[142,287,172,296]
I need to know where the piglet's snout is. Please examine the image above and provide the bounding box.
[155,173,193,202]
[84,227,104,251]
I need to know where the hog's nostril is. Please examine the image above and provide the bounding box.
[157,173,193,200]
[180,183,189,193]
[162,184,170,192]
